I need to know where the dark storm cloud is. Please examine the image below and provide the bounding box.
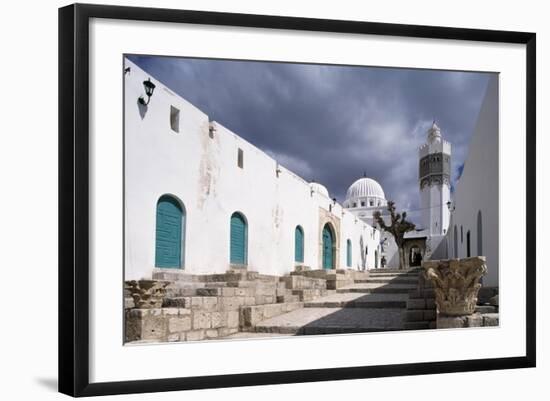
[128,55,491,223]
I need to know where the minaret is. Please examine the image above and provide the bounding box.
[418,122,452,236]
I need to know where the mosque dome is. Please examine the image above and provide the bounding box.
[310,182,329,197]
[345,177,386,208]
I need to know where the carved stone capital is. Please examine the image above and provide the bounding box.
[423,257,487,316]
[126,280,169,309]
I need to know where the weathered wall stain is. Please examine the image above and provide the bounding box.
[197,121,220,210]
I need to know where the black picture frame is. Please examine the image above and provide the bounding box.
[58,3,536,397]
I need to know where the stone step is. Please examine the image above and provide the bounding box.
[337,283,417,294]
[355,277,418,284]
[304,292,408,309]
[162,297,187,308]
[277,294,301,303]
[240,302,304,328]
[251,307,404,335]
[292,288,328,301]
[366,272,420,278]
[368,268,420,274]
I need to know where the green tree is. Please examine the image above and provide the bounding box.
[373,201,416,270]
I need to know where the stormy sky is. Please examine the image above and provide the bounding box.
[128,55,492,224]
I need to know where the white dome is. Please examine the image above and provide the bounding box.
[346,177,386,202]
[310,182,329,197]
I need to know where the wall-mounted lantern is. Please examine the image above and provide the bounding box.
[138,78,156,106]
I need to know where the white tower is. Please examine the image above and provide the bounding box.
[418,122,452,236]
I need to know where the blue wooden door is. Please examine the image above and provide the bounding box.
[155,195,184,268]
[346,239,352,267]
[295,226,304,263]
[230,213,247,264]
[322,225,333,269]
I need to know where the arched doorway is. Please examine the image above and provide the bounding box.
[230,212,248,265]
[409,245,422,267]
[295,225,304,263]
[322,224,335,269]
[155,194,185,268]
[346,239,352,267]
[477,211,483,256]
[454,225,458,258]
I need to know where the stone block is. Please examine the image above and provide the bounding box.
[202,297,218,311]
[128,309,148,319]
[404,310,425,322]
[125,297,135,309]
[178,308,191,316]
[150,308,162,316]
[423,310,436,321]
[186,330,205,341]
[283,302,303,312]
[227,311,239,328]
[437,316,467,329]
[407,299,426,310]
[221,287,236,297]
[218,327,239,337]
[162,308,179,316]
[167,333,180,342]
[206,329,219,338]
[162,297,187,308]
[482,313,499,327]
[193,311,212,329]
[466,314,483,327]
[263,304,284,319]
[141,314,166,340]
[223,296,246,311]
[169,316,191,333]
[190,297,203,308]
[195,288,220,296]
[408,290,423,299]
[234,288,251,297]
[403,321,430,330]
[210,312,225,329]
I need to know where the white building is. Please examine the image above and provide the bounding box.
[124,59,382,281]
[342,176,395,268]
[124,58,498,287]
[446,75,499,287]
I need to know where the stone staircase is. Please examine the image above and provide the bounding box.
[243,268,421,336]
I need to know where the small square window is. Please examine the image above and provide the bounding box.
[237,148,244,168]
[361,201,365,207]
[170,106,180,132]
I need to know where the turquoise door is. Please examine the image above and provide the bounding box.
[346,239,352,267]
[230,212,247,264]
[155,195,184,268]
[322,225,334,269]
[295,226,304,263]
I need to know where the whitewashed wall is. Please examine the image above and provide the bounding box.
[447,75,499,287]
[124,59,380,280]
